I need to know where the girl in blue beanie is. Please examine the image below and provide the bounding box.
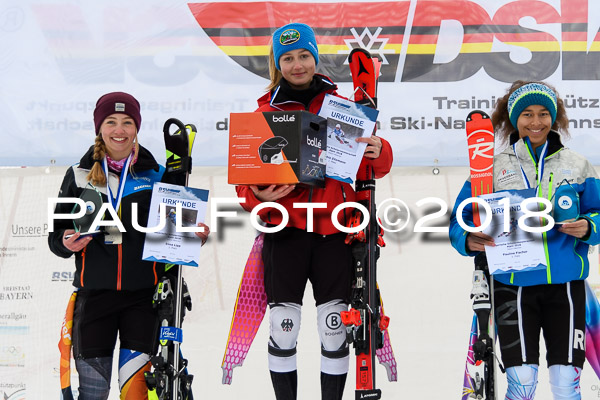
[236,22,393,400]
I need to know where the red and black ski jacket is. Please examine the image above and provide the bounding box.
[48,145,171,291]
[236,74,393,235]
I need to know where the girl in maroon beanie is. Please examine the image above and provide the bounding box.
[49,92,209,399]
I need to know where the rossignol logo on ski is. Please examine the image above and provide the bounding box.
[272,114,295,123]
[470,172,493,179]
[467,130,494,170]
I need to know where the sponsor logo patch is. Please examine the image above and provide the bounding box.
[280,29,300,45]
[281,318,294,332]
[497,169,518,185]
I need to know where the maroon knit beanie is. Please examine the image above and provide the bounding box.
[93,92,142,135]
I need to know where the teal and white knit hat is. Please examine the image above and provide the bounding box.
[507,83,557,129]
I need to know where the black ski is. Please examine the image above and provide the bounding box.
[145,118,196,400]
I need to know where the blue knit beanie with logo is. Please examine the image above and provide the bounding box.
[272,23,319,70]
[507,83,558,129]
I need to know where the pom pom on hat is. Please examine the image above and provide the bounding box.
[272,23,319,70]
[507,83,557,129]
[93,92,142,135]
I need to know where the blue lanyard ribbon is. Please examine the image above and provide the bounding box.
[513,138,548,195]
[102,155,132,212]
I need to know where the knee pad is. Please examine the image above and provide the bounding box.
[317,299,349,375]
[505,364,538,400]
[118,349,151,399]
[549,365,581,400]
[75,356,112,400]
[268,302,301,373]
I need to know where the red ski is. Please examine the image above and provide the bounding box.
[462,110,498,400]
[466,111,494,225]
[342,48,396,400]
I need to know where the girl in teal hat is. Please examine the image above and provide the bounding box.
[450,81,600,399]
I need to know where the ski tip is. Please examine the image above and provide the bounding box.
[466,110,491,122]
[349,47,372,59]
[163,117,186,137]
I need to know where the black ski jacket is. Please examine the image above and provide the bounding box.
[48,145,174,291]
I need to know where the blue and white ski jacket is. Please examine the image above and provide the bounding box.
[450,131,600,287]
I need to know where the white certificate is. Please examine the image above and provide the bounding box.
[479,189,548,275]
[317,94,379,184]
[142,182,209,267]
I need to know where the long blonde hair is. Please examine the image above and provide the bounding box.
[266,42,283,92]
[86,133,139,186]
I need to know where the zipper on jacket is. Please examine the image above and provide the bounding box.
[116,205,123,290]
[306,81,335,112]
[572,240,585,279]
[80,247,87,287]
[521,144,554,283]
[341,184,347,226]
[117,244,122,290]
[588,214,598,235]
[543,173,553,284]
[545,172,554,222]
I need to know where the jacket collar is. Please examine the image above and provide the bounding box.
[510,130,564,162]
[259,73,336,109]
[78,144,159,172]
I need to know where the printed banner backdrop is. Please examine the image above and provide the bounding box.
[1,0,600,167]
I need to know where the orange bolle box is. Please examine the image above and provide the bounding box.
[228,111,327,188]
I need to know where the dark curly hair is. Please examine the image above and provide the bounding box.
[491,80,570,147]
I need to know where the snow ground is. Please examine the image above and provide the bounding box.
[0,166,598,399]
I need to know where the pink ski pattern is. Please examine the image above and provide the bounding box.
[221,233,268,384]
[376,329,398,382]
[585,280,600,379]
